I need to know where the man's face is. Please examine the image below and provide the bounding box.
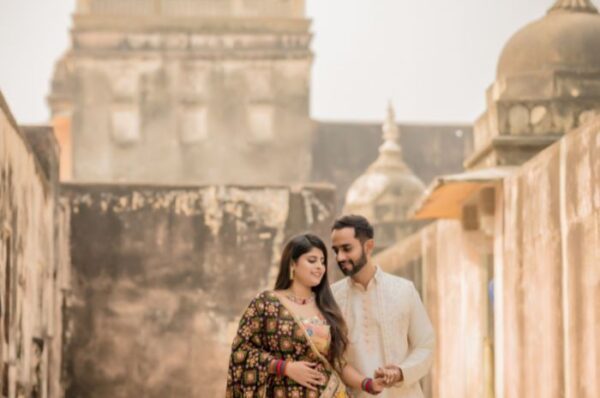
[331,227,370,276]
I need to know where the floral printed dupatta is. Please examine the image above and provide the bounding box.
[226,291,347,398]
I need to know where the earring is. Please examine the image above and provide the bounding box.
[290,266,295,280]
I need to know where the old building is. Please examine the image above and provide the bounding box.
[48,0,473,199]
[376,1,600,397]
[16,1,598,397]
[49,0,314,185]
[41,2,471,397]
[0,93,71,398]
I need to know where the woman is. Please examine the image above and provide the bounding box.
[226,233,384,398]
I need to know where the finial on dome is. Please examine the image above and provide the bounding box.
[548,0,598,14]
[382,101,400,143]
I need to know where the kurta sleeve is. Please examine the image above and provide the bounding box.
[394,282,435,389]
[226,292,277,398]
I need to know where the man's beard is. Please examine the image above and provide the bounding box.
[337,247,368,277]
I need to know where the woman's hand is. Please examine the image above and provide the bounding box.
[284,361,326,391]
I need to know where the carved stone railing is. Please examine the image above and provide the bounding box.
[77,0,304,18]
[87,0,155,16]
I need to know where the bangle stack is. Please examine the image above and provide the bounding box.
[274,359,288,377]
[361,377,374,394]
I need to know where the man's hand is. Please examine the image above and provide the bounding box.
[371,377,386,394]
[374,365,403,386]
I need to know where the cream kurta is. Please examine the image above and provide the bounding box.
[332,267,434,398]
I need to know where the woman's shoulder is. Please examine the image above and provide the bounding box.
[269,289,287,298]
[241,291,279,317]
[253,290,280,303]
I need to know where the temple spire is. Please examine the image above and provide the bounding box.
[548,0,598,14]
[382,102,400,144]
[370,102,407,171]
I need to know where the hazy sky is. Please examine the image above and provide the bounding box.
[0,0,555,124]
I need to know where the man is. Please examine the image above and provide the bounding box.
[330,214,434,398]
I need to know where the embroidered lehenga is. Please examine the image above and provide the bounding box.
[226,291,347,398]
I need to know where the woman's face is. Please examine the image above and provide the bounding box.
[292,247,326,288]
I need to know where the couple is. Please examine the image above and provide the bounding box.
[226,215,435,398]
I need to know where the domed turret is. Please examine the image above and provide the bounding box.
[497,0,600,80]
[466,0,600,170]
[344,104,425,251]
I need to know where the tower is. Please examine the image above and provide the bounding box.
[49,0,313,184]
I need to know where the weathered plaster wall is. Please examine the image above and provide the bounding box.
[375,232,423,291]
[375,220,493,398]
[422,222,490,398]
[499,118,600,398]
[61,183,335,397]
[0,93,70,398]
[377,118,600,398]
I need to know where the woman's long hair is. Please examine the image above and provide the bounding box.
[274,233,348,370]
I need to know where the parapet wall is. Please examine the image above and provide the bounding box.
[61,182,336,397]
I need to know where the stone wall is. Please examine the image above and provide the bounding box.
[375,232,424,292]
[0,93,70,398]
[61,183,336,397]
[375,221,492,398]
[375,118,600,398]
[497,118,600,398]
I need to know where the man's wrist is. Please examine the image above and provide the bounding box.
[393,366,404,383]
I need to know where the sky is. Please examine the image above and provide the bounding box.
[0,0,556,125]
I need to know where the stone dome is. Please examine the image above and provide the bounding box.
[497,0,600,79]
[344,106,424,210]
[345,167,424,208]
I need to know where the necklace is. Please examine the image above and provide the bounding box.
[285,291,316,305]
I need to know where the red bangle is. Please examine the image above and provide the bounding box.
[361,377,379,395]
[361,377,372,392]
[275,360,289,377]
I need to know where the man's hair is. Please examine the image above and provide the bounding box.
[331,214,374,242]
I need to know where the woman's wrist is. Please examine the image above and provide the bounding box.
[269,359,277,374]
[270,359,290,377]
[361,377,379,395]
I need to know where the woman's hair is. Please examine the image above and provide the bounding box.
[274,233,348,369]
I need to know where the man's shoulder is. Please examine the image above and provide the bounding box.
[379,270,415,290]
